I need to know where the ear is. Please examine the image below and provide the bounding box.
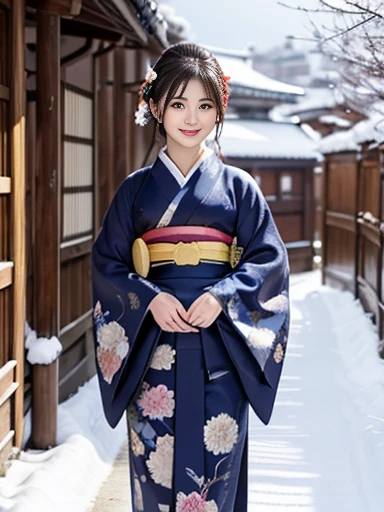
[149,98,161,123]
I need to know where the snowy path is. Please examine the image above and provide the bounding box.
[1,271,384,512]
[248,273,384,512]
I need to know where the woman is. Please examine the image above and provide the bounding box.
[92,43,289,512]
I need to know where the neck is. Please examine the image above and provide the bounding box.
[165,140,205,177]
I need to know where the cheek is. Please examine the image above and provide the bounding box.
[205,109,218,128]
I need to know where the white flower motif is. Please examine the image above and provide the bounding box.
[146,434,174,489]
[134,101,149,127]
[248,327,275,348]
[159,506,170,512]
[140,475,147,483]
[130,428,145,457]
[205,501,219,512]
[97,321,129,353]
[204,413,238,455]
[261,293,289,313]
[145,67,157,83]
[150,344,176,371]
[134,476,144,511]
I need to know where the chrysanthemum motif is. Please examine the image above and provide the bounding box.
[146,434,174,489]
[205,501,219,512]
[128,292,140,310]
[97,321,129,353]
[134,476,144,511]
[138,383,175,420]
[96,348,122,385]
[261,293,289,313]
[96,321,129,383]
[204,413,238,455]
[248,327,275,348]
[273,343,284,363]
[150,344,176,371]
[176,492,218,512]
[130,428,145,457]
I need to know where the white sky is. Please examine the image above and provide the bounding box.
[165,0,336,52]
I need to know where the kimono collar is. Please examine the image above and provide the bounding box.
[158,145,214,188]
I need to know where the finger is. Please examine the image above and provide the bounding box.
[190,315,205,327]
[171,314,197,332]
[176,305,189,321]
[185,297,202,319]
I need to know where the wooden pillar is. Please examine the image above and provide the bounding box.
[10,0,26,451]
[114,47,127,188]
[33,10,60,449]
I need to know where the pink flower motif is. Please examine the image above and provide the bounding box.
[138,384,175,420]
[176,492,206,512]
[97,347,122,384]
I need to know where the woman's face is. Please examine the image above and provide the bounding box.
[159,79,218,150]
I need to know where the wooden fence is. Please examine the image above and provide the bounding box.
[322,147,384,346]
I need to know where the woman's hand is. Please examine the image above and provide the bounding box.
[149,292,199,333]
[186,292,223,329]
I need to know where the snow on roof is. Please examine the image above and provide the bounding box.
[217,119,321,160]
[317,112,384,154]
[216,55,304,97]
[316,130,360,154]
[271,87,345,121]
[319,115,352,128]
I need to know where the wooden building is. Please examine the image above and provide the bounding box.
[0,0,182,471]
[318,116,384,351]
[213,49,320,272]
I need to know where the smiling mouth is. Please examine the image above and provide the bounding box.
[179,129,201,136]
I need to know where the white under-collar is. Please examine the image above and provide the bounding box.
[158,145,214,187]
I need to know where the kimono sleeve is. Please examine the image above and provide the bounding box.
[91,178,161,427]
[209,177,290,396]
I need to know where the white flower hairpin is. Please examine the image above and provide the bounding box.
[134,66,157,127]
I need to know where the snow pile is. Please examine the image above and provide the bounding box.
[0,378,127,512]
[324,288,384,448]
[317,111,384,154]
[248,272,384,512]
[25,323,63,365]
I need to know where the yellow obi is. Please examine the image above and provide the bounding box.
[132,239,231,278]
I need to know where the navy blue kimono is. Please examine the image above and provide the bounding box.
[92,150,290,512]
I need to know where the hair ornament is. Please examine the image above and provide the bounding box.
[135,66,158,127]
[222,73,230,110]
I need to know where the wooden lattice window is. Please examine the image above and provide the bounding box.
[62,83,94,245]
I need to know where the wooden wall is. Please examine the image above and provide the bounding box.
[22,38,159,408]
[228,160,315,273]
[322,148,384,345]
[0,0,26,467]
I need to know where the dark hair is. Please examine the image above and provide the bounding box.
[141,43,229,162]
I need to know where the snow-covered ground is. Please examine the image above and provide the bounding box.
[1,271,384,512]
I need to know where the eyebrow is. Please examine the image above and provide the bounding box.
[173,96,214,102]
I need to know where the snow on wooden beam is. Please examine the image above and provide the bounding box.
[0,177,11,194]
[0,262,13,290]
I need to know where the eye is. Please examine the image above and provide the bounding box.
[171,102,184,109]
[200,103,214,110]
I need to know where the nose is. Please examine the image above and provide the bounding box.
[185,108,198,126]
